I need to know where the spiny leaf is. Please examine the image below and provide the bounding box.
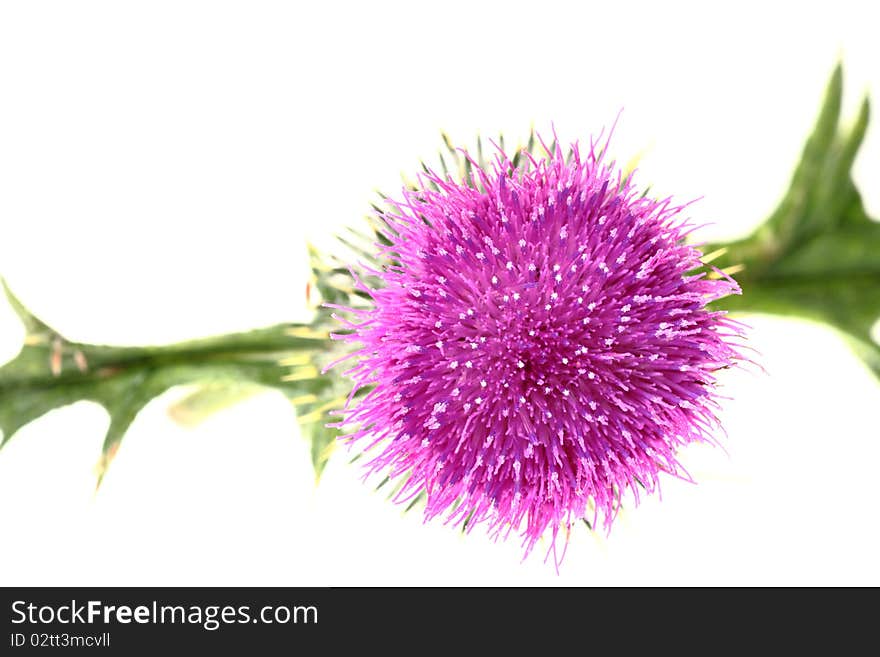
[709,65,879,381]
[1,278,54,336]
[0,282,343,481]
[834,96,871,227]
[764,64,843,244]
[94,369,172,487]
[799,94,869,239]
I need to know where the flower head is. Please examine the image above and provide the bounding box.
[330,132,742,561]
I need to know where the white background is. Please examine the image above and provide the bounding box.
[1,1,878,585]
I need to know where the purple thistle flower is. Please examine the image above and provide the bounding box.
[329,131,743,562]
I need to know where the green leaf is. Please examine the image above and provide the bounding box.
[0,280,345,482]
[94,369,173,485]
[764,64,843,244]
[709,65,880,380]
[826,96,870,228]
[2,278,53,335]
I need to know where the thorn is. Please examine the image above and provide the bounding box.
[281,366,319,382]
[50,337,63,376]
[701,247,729,264]
[708,263,746,279]
[278,353,312,367]
[74,349,88,373]
[94,442,120,491]
[404,492,425,513]
[285,327,329,340]
[296,396,345,425]
[288,393,319,406]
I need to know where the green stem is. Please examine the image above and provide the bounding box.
[3,323,328,395]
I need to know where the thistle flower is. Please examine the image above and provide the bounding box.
[331,131,744,561]
[1,66,872,570]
